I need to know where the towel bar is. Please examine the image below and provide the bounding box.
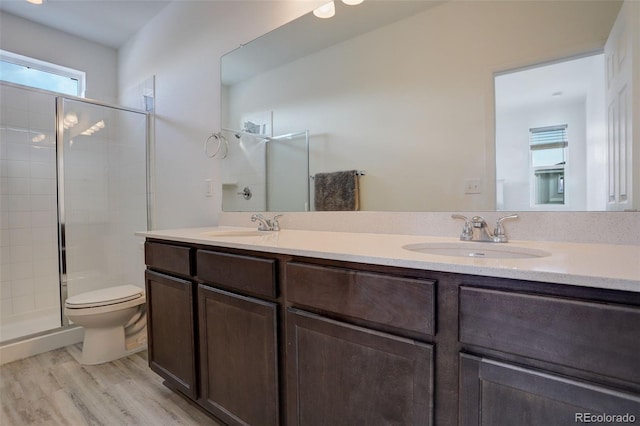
[310,170,365,179]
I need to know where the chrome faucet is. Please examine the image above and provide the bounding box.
[250,214,283,231]
[452,214,518,243]
[470,216,494,242]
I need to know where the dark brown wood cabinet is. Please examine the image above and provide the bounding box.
[459,286,640,383]
[459,354,640,426]
[145,270,197,398]
[458,284,640,425]
[197,250,277,298]
[198,285,279,426]
[286,309,434,425]
[143,239,640,426]
[145,242,282,425]
[286,262,435,337]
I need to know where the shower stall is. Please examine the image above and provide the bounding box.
[0,82,149,352]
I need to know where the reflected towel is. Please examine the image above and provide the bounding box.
[314,170,359,211]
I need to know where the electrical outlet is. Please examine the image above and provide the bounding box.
[205,179,213,197]
[464,178,481,194]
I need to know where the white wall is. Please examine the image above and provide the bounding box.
[117,1,323,229]
[0,12,117,103]
[224,1,619,212]
[585,58,607,211]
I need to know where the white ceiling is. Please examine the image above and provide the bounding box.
[0,0,172,49]
[495,54,604,112]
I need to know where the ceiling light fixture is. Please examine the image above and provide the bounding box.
[342,0,364,5]
[80,120,105,136]
[313,1,336,19]
[25,0,44,5]
[63,113,78,129]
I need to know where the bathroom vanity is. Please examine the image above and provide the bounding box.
[139,228,640,425]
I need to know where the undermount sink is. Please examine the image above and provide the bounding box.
[203,230,273,238]
[403,242,550,259]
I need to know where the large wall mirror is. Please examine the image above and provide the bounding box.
[220,0,637,213]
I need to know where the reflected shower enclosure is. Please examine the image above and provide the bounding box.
[221,130,310,212]
[0,83,148,343]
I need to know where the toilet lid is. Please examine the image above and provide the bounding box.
[65,285,144,308]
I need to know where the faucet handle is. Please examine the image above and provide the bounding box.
[451,214,473,241]
[272,214,283,231]
[493,214,519,243]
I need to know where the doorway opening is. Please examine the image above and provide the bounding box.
[494,53,605,211]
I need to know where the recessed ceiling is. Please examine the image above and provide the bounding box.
[0,0,171,49]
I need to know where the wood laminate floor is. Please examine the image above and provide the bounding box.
[0,344,221,426]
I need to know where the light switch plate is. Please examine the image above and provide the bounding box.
[464,178,481,194]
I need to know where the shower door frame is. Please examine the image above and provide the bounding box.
[55,95,151,327]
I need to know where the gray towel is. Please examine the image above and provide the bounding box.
[314,170,359,211]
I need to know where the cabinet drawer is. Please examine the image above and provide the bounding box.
[459,286,640,384]
[197,250,277,298]
[286,262,435,336]
[145,242,192,277]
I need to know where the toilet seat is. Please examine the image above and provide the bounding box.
[65,285,144,309]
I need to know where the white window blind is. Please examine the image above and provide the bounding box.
[529,124,568,150]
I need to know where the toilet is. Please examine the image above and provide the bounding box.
[64,285,147,365]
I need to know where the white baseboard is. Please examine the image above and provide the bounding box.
[0,327,84,365]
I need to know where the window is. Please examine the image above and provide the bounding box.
[530,125,567,205]
[0,50,85,97]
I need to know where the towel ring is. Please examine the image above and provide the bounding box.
[204,132,228,159]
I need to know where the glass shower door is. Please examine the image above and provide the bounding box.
[266,131,309,211]
[58,98,147,307]
[1,84,61,342]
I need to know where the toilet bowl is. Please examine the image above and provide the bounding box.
[64,285,147,365]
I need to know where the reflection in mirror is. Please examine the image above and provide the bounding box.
[496,54,605,211]
[221,0,637,212]
[221,128,310,212]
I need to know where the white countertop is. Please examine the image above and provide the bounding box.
[137,226,640,293]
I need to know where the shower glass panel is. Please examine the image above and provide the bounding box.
[1,84,60,342]
[59,98,147,305]
[266,131,309,211]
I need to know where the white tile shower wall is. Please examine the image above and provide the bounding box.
[0,85,61,337]
[221,136,267,211]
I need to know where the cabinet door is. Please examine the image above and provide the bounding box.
[286,308,433,426]
[145,270,197,398]
[198,285,279,426]
[459,354,640,426]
